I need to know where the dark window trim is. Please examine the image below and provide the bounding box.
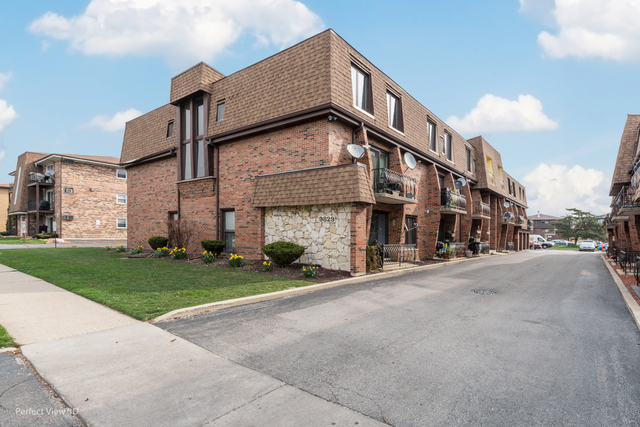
[221,208,235,253]
[444,131,452,161]
[166,121,174,139]
[427,118,437,152]
[405,215,417,245]
[465,148,471,172]
[386,89,404,133]
[216,100,225,122]
[177,94,211,181]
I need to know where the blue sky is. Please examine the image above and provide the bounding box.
[1,0,638,216]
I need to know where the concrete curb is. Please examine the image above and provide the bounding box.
[151,252,507,323]
[601,255,640,331]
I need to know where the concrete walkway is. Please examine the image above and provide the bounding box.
[0,263,387,427]
[0,238,126,250]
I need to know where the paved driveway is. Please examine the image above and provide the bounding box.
[159,251,640,427]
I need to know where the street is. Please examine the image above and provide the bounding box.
[159,251,640,427]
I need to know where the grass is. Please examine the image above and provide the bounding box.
[0,237,47,245]
[0,248,310,321]
[0,324,17,348]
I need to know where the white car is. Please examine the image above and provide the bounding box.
[578,240,596,251]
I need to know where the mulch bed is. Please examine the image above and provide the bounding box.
[124,251,446,283]
[604,257,640,306]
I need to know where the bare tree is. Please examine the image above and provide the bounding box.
[166,218,195,249]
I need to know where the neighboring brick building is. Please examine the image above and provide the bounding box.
[529,213,560,240]
[0,183,10,233]
[7,152,127,239]
[121,29,528,275]
[605,115,640,251]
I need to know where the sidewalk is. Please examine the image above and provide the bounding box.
[0,263,388,427]
[0,238,126,250]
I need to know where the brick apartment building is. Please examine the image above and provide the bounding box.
[605,115,640,251]
[529,213,560,240]
[0,183,9,233]
[8,152,127,239]
[121,29,529,275]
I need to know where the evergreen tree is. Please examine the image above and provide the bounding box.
[552,208,606,243]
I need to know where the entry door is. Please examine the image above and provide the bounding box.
[369,211,388,245]
[47,217,53,233]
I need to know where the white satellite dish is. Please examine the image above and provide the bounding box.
[404,152,417,170]
[347,144,366,160]
[454,177,467,189]
[504,201,510,208]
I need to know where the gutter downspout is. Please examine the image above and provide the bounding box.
[216,144,220,240]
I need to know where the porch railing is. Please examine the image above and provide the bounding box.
[441,188,466,211]
[372,168,417,199]
[473,201,490,217]
[28,200,54,211]
[502,211,515,223]
[612,185,640,212]
[382,243,417,267]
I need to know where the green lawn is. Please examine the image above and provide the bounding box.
[0,324,17,348]
[0,237,47,244]
[0,248,309,321]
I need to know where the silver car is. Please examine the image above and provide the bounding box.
[578,240,596,251]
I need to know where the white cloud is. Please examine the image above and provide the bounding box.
[446,94,558,135]
[536,0,640,60]
[518,0,556,26]
[0,100,17,132]
[523,163,611,216]
[87,109,142,132]
[28,0,324,66]
[0,150,5,165]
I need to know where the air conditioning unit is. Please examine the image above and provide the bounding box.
[64,188,74,194]
[62,215,74,221]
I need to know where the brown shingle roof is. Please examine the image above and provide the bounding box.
[610,114,640,196]
[121,104,176,163]
[170,62,225,104]
[251,163,375,208]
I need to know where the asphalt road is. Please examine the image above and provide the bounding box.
[159,250,640,427]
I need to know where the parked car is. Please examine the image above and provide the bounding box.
[552,239,569,246]
[578,240,596,251]
[530,234,554,249]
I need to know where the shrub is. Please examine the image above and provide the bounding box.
[262,241,306,267]
[366,244,382,272]
[131,246,144,255]
[228,253,244,267]
[153,247,170,258]
[115,244,126,253]
[167,219,194,250]
[262,260,273,272]
[0,231,8,236]
[302,265,318,278]
[170,247,188,260]
[202,251,216,264]
[105,246,112,251]
[148,236,168,250]
[201,240,226,256]
[34,234,46,239]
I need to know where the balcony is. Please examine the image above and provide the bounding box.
[488,172,495,185]
[472,201,491,219]
[613,185,640,217]
[514,215,527,227]
[28,172,55,187]
[527,219,534,231]
[502,211,515,224]
[28,200,54,212]
[440,188,466,215]
[603,214,615,230]
[372,168,418,205]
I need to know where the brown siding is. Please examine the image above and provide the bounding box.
[610,114,640,196]
[121,104,176,163]
[170,62,225,104]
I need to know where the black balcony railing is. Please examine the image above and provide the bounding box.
[473,201,490,217]
[612,185,640,213]
[372,168,416,199]
[28,200,53,211]
[381,243,417,267]
[28,172,55,184]
[441,188,466,211]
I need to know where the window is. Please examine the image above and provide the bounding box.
[542,229,549,233]
[116,193,127,204]
[466,148,471,171]
[427,119,437,152]
[168,211,178,221]
[216,102,225,122]
[222,210,235,252]
[46,164,54,173]
[351,64,372,114]
[438,175,445,189]
[405,216,417,245]
[180,97,208,180]
[386,90,403,132]
[64,188,74,194]
[116,169,127,179]
[444,131,452,161]
[64,159,74,165]
[498,166,505,189]
[473,159,476,173]
[486,156,495,185]
[166,121,174,139]
[507,178,512,195]
[117,218,127,229]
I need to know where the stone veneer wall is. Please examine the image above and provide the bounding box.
[264,203,351,271]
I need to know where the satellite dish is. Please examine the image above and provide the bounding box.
[454,177,467,189]
[504,201,510,208]
[347,144,365,159]
[404,152,417,170]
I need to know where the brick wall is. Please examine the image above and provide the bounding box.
[57,161,127,239]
